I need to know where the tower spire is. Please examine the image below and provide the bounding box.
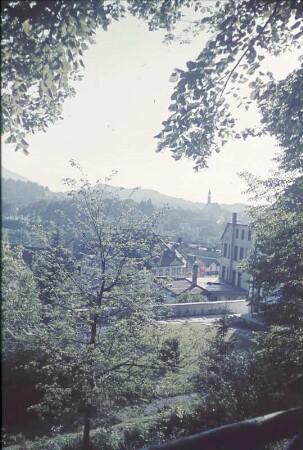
[207,188,211,205]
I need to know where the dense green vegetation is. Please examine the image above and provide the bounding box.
[157,0,302,172]
[1,176,226,246]
[1,0,302,449]
[1,0,185,154]
[2,169,169,448]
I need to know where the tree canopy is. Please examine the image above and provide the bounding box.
[241,174,303,327]
[157,0,303,172]
[1,0,185,153]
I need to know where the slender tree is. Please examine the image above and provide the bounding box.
[30,163,167,449]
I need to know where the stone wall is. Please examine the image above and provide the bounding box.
[166,299,249,318]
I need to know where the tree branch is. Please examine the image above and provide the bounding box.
[219,0,282,98]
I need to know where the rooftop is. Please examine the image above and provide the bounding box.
[196,277,248,295]
[154,249,184,268]
[155,277,204,296]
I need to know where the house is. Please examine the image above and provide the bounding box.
[220,213,253,291]
[158,277,206,302]
[154,263,206,302]
[155,263,247,303]
[198,257,220,276]
[152,238,186,277]
[174,243,221,277]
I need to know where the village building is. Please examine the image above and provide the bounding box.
[220,212,253,291]
[151,237,186,277]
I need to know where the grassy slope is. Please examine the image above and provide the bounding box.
[4,322,250,449]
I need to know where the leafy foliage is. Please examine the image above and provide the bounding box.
[157,0,303,172]
[1,0,187,153]
[18,164,170,448]
[194,317,303,427]
[242,175,303,327]
[159,337,181,374]
[176,292,207,303]
[2,239,42,340]
[1,239,45,431]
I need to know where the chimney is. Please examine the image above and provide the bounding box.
[232,212,237,225]
[192,261,199,287]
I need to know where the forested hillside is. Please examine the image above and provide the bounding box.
[1,173,242,245]
[2,178,55,204]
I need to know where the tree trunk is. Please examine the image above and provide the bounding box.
[83,278,105,448]
[83,405,92,450]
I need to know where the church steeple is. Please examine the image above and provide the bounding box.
[207,188,211,205]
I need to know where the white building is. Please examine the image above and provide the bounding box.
[220,213,253,291]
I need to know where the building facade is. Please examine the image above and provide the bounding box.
[152,238,186,278]
[220,213,253,291]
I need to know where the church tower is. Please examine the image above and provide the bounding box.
[207,188,211,205]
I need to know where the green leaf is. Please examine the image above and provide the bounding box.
[21,139,29,147]
[22,21,32,36]
[4,135,17,144]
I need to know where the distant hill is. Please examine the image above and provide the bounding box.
[2,167,29,182]
[105,186,250,220]
[1,167,248,216]
[103,185,207,211]
[2,168,59,205]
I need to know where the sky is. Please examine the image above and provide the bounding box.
[1,11,297,204]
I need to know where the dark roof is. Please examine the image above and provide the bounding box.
[177,246,221,260]
[199,280,248,296]
[155,277,204,296]
[155,249,184,268]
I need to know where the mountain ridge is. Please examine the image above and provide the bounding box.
[1,167,248,214]
[2,167,29,182]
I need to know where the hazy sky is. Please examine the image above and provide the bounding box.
[1,12,296,204]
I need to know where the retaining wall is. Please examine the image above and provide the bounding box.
[166,300,249,318]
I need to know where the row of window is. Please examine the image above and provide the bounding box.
[155,266,184,277]
[223,244,248,260]
[235,228,252,241]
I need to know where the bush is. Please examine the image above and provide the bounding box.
[159,338,180,374]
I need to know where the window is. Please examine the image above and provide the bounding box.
[177,267,181,275]
[228,244,231,257]
[239,247,244,260]
[172,267,176,276]
[234,245,238,261]
[236,228,239,238]
[223,243,228,257]
[248,230,252,241]
[159,269,163,276]
[241,229,245,240]
[165,268,170,276]
[226,268,229,280]
[237,272,242,287]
